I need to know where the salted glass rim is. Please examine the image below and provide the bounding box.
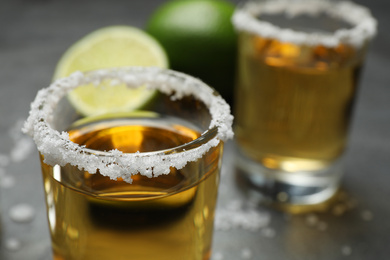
[23,67,234,183]
[232,0,377,47]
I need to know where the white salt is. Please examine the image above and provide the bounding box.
[276,192,289,202]
[9,119,25,141]
[226,199,243,211]
[0,174,16,189]
[241,248,253,259]
[317,221,328,231]
[232,0,377,47]
[5,238,21,251]
[9,203,36,223]
[341,245,352,256]
[304,214,328,231]
[22,68,234,183]
[213,252,224,260]
[260,227,276,238]
[345,198,358,210]
[215,201,270,232]
[10,137,35,162]
[361,210,374,221]
[305,214,319,227]
[332,203,348,216]
[7,119,35,162]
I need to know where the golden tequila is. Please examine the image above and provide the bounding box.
[235,33,364,173]
[232,0,376,205]
[40,116,222,260]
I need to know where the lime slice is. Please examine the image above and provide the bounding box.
[53,25,169,116]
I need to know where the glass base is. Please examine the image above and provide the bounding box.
[235,147,343,207]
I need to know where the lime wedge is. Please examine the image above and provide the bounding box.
[53,25,168,116]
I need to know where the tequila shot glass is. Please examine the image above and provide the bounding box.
[232,0,376,207]
[23,67,233,260]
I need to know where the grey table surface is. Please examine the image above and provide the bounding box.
[0,0,389,259]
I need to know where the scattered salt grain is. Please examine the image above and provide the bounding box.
[341,245,352,256]
[241,248,253,259]
[215,203,270,232]
[10,137,35,162]
[226,199,243,211]
[213,252,224,260]
[305,214,319,227]
[260,227,276,238]
[332,203,348,216]
[8,119,35,162]
[304,214,327,231]
[9,204,35,223]
[5,238,21,251]
[1,174,16,189]
[361,210,374,221]
[9,119,25,140]
[317,221,328,231]
[276,192,289,202]
[345,198,359,210]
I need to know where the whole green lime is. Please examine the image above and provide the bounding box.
[146,0,237,104]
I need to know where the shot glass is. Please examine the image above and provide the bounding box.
[232,0,377,206]
[23,67,233,260]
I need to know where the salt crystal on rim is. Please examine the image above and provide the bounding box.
[22,67,234,182]
[232,0,377,47]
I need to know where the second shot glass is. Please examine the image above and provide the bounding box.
[232,0,377,207]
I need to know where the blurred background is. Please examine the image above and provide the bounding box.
[0,0,389,259]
